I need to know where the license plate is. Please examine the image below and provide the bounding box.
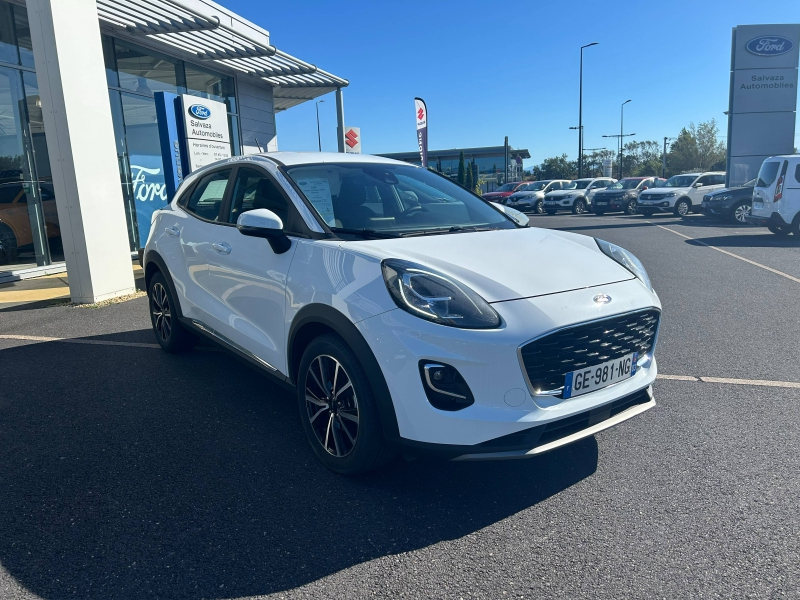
[544,201,556,205]
[596,201,608,205]
[753,201,764,209]
[563,352,638,399]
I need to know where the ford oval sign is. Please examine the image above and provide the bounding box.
[188,104,211,119]
[746,35,794,57]
[593,294,612,305]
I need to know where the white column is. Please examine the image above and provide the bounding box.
[26,0,135,303]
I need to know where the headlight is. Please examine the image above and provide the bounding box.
[595,238,653,292]
[382,259,500,328]
[716,194,732,202]
[663,192,677,197]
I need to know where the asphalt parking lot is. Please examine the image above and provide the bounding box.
[1,212,799,599]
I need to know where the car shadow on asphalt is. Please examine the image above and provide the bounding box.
[0,333,598,599]
[685,235,800,248]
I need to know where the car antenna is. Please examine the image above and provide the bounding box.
[255,137,264,153]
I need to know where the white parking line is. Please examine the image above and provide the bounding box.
[653,223,800,284]
[0,333,161,348]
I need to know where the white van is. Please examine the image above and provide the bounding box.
[747,155,800,235]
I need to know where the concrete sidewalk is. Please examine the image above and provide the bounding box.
[0,265,144,310]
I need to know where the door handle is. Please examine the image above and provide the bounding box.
[212,242,232,255]
[165,226,180,237]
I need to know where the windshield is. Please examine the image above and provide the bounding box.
[665,175,697,188]
[516,183,537,191]
[562,180,591,190]
[496,183,518,192]
[607,179,642,190]
[523,181,546,191]
[756,162,780,188]
[285,163,517,236]
[742,178,756,188]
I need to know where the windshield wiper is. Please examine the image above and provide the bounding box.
[398,226,499,237]
[330,227,400,239]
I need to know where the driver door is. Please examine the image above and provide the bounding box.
[203,166,299,375]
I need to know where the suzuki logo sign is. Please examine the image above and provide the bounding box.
[417,107,424,121]
[344,127,361,153]
[746,35,794,56]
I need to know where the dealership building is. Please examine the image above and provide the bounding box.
[0,0,348,300]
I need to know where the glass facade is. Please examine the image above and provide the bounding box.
[0,0,60,272]
[102,36,242,249]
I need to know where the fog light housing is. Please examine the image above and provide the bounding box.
[418,361,475,411]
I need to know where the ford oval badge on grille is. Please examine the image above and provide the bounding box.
[188,104,211,119]
[593,294,612,305]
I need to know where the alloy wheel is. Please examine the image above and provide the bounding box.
[535,200,543,214]
[575,200,586,214]
[677,201,690,216]
[626,200,638,215]
[305,355,359,457]
[150,282,172,342]
[734,204,751,223]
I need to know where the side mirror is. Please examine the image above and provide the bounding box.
[694,182,703,187]
[237,208,291,254]
[492,202,530,227]
[641,186,649,190]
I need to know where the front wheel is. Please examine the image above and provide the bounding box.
[626,200,638,215]
[730,201,751,224]
[572,198,587,215]
[768,224,791,236]
[533,199,544,214]
[675,199,691,217]
[0,224,18,265]
[298,334,395,475]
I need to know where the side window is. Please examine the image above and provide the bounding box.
[185,169,231,221]
[695,175,711,186]
[795,164,800,185]
[712,174,726,185]
[228,167,289,226]
[550,182,562,191]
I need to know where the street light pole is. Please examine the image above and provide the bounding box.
[619,99,631,178]
[315,99,325,152]
[578,42,599,179]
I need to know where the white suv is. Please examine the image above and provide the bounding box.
[637,172,726,217]
[144,153,660,474]
[506,180,570,213]
[543,177,616,215]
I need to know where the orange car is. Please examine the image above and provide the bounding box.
[0,180,60,265]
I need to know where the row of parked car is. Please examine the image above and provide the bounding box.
[482,171,766,224]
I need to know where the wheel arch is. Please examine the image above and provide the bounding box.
[288,304,400,441]
[143,250,185,319]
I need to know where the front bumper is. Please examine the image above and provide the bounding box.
[700,201,732,217]
[638,198,674,211]
[593,196,631,210]
[356,278,660,449]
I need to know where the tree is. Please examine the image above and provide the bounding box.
[457,151,466,186]
[537,154,577,180]
[466,160,474,191]
[667,119,725,175]
[621,140,662,177]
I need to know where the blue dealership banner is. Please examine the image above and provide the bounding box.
[154,91,186,200]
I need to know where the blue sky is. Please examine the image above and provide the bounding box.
[220,0,799,167]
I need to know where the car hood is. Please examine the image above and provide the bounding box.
[340,228,635,303]
[483,191,512,198]
[508,191,541,199]
[706,186,751,199]
[641,187,687,196]
[594,188,635,197]
[546,189,581,198]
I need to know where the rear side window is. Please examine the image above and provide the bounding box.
[756,161,780,188]
[185,169,231,221]
[710,174,726,185]
[795,164,800,184]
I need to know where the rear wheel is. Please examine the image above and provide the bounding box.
[148,271,196,352]
[572,198,587,215]
[730,201,751,224]
[768,224,791,236]
[298,334,395,475]
[674,199,691,217]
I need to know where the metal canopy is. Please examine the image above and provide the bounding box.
[96,0,347,111]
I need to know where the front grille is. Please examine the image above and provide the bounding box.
[519,309,660,394]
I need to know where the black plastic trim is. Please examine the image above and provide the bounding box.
[143,250,184,319]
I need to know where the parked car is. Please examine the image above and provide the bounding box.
[700,178,755,224]
[637,172,726,217]
[746,155,800,235]
[591,177,665,215]
[482,181,528,204]
[144,152,661,474]
[543,177,617,215]
[0,177,60,265]
[507,179,570,213]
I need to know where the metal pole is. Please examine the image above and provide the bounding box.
[335,87,345,153]
[315,99,324,152]
[619,99,631,179]
[577,42,598,179]
[504,136,509,184]
[662,137,667,178]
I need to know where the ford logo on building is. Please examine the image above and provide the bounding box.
[746,35,794,57]
[188,104,211,119]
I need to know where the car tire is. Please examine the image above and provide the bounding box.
[147,271,196,353]
[767,224,791,236]
[572,198,587,215]
[298,333,396,475]
[674,199,691,217]
[595,210,606,216]
[534,200,543,214]
[0,224,18,265]
[545,210,557,215]
[626,200,638,215]
[640,209,654,217]
[730,201,751,224]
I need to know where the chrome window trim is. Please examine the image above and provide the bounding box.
[516,307,662,399]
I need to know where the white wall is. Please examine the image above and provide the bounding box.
[237,74,277,154]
